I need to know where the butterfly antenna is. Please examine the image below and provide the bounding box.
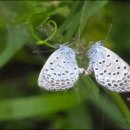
[103,18,114,43]
[32,49,54,54]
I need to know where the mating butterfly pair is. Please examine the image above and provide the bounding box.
[38,42,130,93]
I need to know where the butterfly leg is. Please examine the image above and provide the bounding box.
[79,66,92,76]
[79,68,86,75]
[83,64,93,76]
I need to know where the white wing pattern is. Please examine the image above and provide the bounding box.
[38,45,79,91]
[87,41,130,92]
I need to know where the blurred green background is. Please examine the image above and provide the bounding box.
[0,1,130,129]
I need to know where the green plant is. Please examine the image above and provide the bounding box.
[0,1,130,129]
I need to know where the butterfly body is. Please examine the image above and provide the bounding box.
[87,41,130,92]
[38,45,79,91]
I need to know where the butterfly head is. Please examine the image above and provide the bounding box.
[59,45,76,58]
[88,41,103,59]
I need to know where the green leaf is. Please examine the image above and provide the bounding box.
[67,104,93,129]
[108,91,130,129]
[89,94,128,129]
[0,92,84,121]
[0,24,30,68]
[59,1,108,40]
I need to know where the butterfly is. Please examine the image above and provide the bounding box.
[85,41,130,92]
[38,45,83,91]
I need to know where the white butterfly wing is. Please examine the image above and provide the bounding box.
[88,42,130,92]
[38,46,79,91]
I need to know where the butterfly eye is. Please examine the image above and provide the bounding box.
[100,41,103,46]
